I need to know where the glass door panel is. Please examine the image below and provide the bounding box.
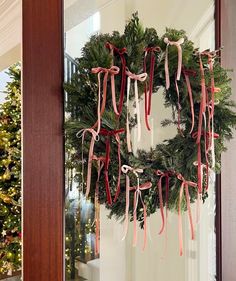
[64,1,216,280]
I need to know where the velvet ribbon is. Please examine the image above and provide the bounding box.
[164,37,184,89]
[121,165,152,250]
[99,128,125,205]
[182,68,197,134]
[143,46,161,130]
[91,66,120,133]
[106,42,127,116]
[125,68,147,151]
[176,173,197,256]
[155,170,171,235]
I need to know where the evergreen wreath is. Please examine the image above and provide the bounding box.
[65,13,236,236]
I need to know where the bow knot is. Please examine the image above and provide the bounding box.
[125,68,147,82]
[121,165,143,177]
[91,66,120,75]
[105,42,127,55]
[164,37,184,46]
[164,37,184,89]
[144,46,161,53]
[177,173,197,188]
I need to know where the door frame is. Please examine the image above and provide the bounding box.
[22,1,64,281]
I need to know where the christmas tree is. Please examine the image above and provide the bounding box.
[0,64,21,275]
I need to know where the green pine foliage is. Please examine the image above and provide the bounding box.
[0,64,21,275]
[65,13,236,227]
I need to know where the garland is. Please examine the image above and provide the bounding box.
[65,13,236,254]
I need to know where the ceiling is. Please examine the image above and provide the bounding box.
[0,0,214,71]
[0,0,21,71]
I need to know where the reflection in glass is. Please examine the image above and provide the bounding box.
[64,1,216,280]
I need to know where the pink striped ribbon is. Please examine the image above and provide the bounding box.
[91,66,120,133]
[164,37,184,89]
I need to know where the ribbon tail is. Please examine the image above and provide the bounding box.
[142,200,147,251]
[111,74,119,116]
[158,177,165,235]
[85,137,95,198]
[178,183,184,256]
[114,135,121,202]
[126,77,132,152]
[135,80,141,141]
[118,56,126,116]
[144,89,151,131]
[184,73,195,134]
[147,52,155,115]
[133,192,138,247]
[104,137,112,205]
[175,79,184,136]
[176,45,182,81]
[122,175,130,241]
[165,45,170,90]
[185,184,195,240]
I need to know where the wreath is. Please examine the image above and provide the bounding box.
[65,13,236,253]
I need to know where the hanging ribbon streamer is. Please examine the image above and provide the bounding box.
[176,173,197,256]
[99,128,125,205]
[125,68,147,151]
[91,66,120,133]
[76,128,99,198]
[106,42,127,116]
[201,51,221,169]
[182,68,196,134]
[121,165,152,250]
[143,46,161,130]
[175,78,184,136]
[92,155,105,255]
[164,37,184,89]
[155,170,171,235]
[193,52,207,194]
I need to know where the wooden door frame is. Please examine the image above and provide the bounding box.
[215,0,222,280]
[22,1,64,281]
[22,0,223,280]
